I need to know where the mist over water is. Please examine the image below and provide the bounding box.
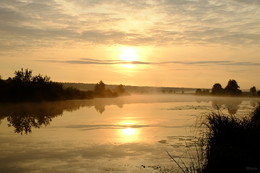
[0,94,259,172]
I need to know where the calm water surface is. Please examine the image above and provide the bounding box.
[0,95,259,173]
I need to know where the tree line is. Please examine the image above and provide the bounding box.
[196,79,260,96]
[0,69,127,102]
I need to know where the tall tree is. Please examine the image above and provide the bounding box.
[13,68,33,83]
[94,81,106,95]
[250,86,257,96]
[211,83,223,95]
[224,80,242,96]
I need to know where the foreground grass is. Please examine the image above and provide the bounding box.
[170,106,260,173]
[202,107,260,172]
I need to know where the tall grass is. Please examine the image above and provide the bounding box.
[203,107,260,172]
[166,143,205,173]
[168,106,260,173]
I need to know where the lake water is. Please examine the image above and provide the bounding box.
[0,95,259,173]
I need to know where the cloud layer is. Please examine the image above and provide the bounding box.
[41,58,260,66]
[0,0,259,51]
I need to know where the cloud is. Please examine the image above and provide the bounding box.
[231,0,260,5]
[66,58,151,65]
[40,58,260,66]
[63,124,188,131]
[0,0,260,51]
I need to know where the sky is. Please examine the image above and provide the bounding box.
[0,0,259,89]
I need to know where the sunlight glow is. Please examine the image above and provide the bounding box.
[118,121,140,142]
[122,128,136,136]
[120,64,136,69]
[119,47,139,62]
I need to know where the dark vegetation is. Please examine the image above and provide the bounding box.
[0,68,127,102]
[201,107,260,173]
[171,106,260,173]
[196,79,260,97]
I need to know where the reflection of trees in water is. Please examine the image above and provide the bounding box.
[94,104,105,114]
[92,98,124,114]
[0,99,125,134]
[212,99,242,115]
[3,96,258,134]
[0,101,87,134]
[7,113,52,134]
[196,97,260,115]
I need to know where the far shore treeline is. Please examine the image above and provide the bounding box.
[0,69,128,102]
[1,69,259,102]
[196,79,260,97]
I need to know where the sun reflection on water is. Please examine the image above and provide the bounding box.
[118,121,140,142]
[122,127,136,136]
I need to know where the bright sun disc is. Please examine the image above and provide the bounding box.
[119,47,139,62]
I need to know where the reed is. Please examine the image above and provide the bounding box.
[168,106,260,173]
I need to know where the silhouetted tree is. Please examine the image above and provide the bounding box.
[250,86,257,96]
[93,81,117,97]
[13,68,33,83]
[0,68,96,102]
[0,76,6,97]
[257,91,260,97]
[94,80,106,96]
[211,83,224,95]
[32,74,50,83]
[224,80,242,96]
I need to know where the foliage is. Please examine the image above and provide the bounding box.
[210,80,244,96]
[0,69,128,102]
[0,68,92,102]
[250,86,257,96]
[94,81,127,98]
[257,91,260,97]
[211,83,223,95]
[94,80,106,94]
[224,79,242,96]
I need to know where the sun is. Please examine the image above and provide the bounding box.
[119,47,139,62]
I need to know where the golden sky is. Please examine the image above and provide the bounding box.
[0,0,260,88]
